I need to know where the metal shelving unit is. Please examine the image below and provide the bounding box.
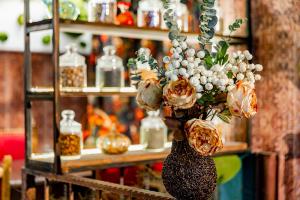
[22,0,250,199]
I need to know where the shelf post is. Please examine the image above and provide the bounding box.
[24,0,32,168]
[52,0,61,174]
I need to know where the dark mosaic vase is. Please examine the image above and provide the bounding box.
[162,139,217,200]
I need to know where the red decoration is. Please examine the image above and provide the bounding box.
[117,2,134,26]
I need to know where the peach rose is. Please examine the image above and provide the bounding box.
[136,79,163,111]
[227,81,257,118]
[163,79,197,110]
[185,119,223,156]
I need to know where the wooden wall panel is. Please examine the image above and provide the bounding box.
[250,1,300,199]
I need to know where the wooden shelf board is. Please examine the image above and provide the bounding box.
[30,142,248,173]
[26,19,247,44]
[29,87,137,97]
[60,20,247,44]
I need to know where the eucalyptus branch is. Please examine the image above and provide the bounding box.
[198,0,218,50]
[161,0,187,42]
[225,18,247,43]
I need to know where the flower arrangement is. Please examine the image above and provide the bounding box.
[128,0,263,157]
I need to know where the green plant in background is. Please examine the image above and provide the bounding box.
[79,41,87,49]
[214,155,242,184]
[17,14,24,26]
[42,35,51,45]
[70,0,88,21]
[0,32,8,42]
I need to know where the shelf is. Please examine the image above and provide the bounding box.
[26,19,248,44]
[30,142,248,173]
[28,87,137,98]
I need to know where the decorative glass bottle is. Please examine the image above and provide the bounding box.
[100,125,131,154]
[59,45,87,88]
[59,110,82,160]
[161,0,189,32]
[137,0,163,28]
[96,45,124,88]
[140,110,167,151]
[116,1,134,25]
[88,0,117,23]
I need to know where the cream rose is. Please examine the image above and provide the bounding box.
[185,119,223,156]
[227,81,257,118]
[163,78,197,110]
[136,79,163,111]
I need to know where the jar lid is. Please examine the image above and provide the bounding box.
[96,45,123,69]
[60,110,82,133]
[139,0,163,12]
[60,44,86,67]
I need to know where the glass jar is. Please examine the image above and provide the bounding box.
[137,0,163,28]
[96,45,124,88]
[100,125,131,154]
[161,0,189,32]
[140,110,167,151]
[59,110,82,160]
[42,0,80,20]
[88,0,117,23]
[60,45,87,88]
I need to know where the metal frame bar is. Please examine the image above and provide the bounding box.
[24,0,32,169]
[52,0,61,174]
[26,19,53,33]
[23,168,175,200]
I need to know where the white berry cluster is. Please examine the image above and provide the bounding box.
[163,40,263,99]
[226,50,263,90]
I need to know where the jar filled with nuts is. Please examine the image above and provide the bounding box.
[59,110,83,160]
[60,45,87,88]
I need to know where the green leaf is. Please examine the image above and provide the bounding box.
[131,76,141,81]
[214,155,242,184]
[204,55,213,69]
[127,58,137,69]
[222,54,229,65]
[197,92,215,105]
[227,71,233,78]
[203,8,217,16]
[228,18,247,33]
[217,109,232,123]
[219,40,229,56]
[207,16,218,28]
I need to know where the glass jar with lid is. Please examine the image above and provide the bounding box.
[59,110,82,160]
[137,0,163,28]
[96,45,124,88]
[88,0,117,23]
[140,110,167,151]
[59,45,87,88]
[161,0,189,32]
